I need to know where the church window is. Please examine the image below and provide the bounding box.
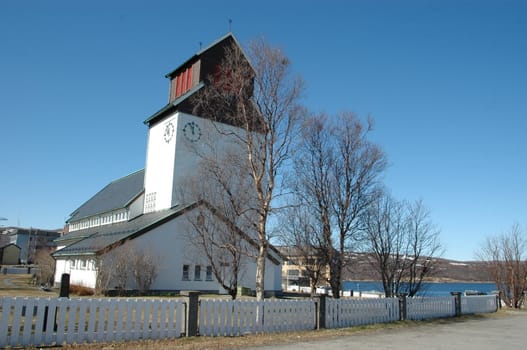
[206,266,213,281]
[287,269,299,277]
[194,265,201,281]
[145,192,157,213]
[182,264,190,281]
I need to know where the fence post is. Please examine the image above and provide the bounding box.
[398,293,407,321]
[451,292,462,317]
[317,295,327,329]
[44,273,70,332]
[187,292,200,337]
[59,273,70,298]
[497,291,502,310]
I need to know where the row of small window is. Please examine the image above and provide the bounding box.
[70,259,95,271]
[284,258,318,266]
[182,264,213,281]
[70,211,128,232]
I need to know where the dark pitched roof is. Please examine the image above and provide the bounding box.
[164,33,244,78]
[0,243,21,250]
[67,170,144,223]
[53,203,199,257]
[143,81,205,125]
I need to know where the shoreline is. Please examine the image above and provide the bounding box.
[344,279,494,284]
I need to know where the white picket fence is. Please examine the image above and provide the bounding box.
[462,295,498,314]
[199,299,316,336]
[325,298,399,328]
[406,296,456,320]
[405,295,498,321]
[0,297,186,348]
[0,295,499,348]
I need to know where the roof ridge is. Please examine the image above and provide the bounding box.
[164,32,245,78]
[108,169,145,184]
[67,169,145,222]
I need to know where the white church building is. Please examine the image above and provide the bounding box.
[53,33,283,295]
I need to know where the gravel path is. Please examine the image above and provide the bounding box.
[249,311,527,350]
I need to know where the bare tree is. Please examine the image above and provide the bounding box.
[192,38,303,300]
[131,247,159,294]
[95,255,112,295]
[403,199,443,296]
[364,194,443,297]
[363,193,407,297]
[95,245,130,295]
[26,233,57,265]
[279,206,328,296]
[478,223,527,308]
[33,249,56,287]
[95,242,159,295]
[293,112,387,298]
[180,130,258,299]
[184,203,250,299]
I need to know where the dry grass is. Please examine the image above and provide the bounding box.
[0,273,58,297]
[19,313,511,350]
[25,326,404,350]
[69,284,95,296]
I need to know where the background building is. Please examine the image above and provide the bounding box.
[0,227,61,264]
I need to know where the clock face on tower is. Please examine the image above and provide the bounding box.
[182,121,202,142]
[163,122,175,143]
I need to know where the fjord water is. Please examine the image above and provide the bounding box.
[343,281,497,296]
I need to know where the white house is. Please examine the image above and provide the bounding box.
[53,33,283,296]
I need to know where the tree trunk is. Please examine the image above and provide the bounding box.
[255,243,266,300]
[330,254,342,298]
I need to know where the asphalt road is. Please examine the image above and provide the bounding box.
[249,311,527,350]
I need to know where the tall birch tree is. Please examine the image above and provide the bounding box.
[192,38,303,300]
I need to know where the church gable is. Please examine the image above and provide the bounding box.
[144,33,252,127]
[165,33,244,103]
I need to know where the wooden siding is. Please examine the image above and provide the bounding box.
[169,62,198,102]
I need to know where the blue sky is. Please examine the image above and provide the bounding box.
[1,0,525,261]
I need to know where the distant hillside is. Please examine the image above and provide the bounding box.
[343,254,493,282]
